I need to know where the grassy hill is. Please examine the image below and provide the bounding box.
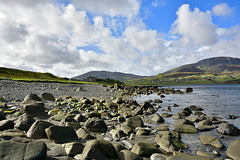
[126,57,240,85]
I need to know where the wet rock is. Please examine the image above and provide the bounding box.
[124,116,144,129]
[0,140,47,160]
[131,106,143,116]
[136,128,151,135]
[198,135,223,149]
[15,113,35,131]
[0,120,14,131]
[154,99,163,103]
[155,131,187,153]
[189,105,204,111]
[152,113,165,123]
[84,117,108,132]
[174,119,194,127]
[226,139,240,160]
[177,107,192,117]
[81,139,118,160]
[76,128,96,139]
[198,125,215,131]
[118,149,142,160]
[185,87,193,93]
[161,113,172,117]
[0,111,6,121]
[217,123,240,135]
[41,92,55,101]
[131,142,161,157]
[166,155,213,160]
[45,125,78,143]
[62,142,84,156]
[174,124,198,133]
[150,153,167,160]
[27,120,53,139]
[226,115,239,119]
[196,150,212,158]
[141,101,153,110]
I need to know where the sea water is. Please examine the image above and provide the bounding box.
[133,84,240,157]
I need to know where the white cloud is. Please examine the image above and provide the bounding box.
[172,4,217,46]
[152,0,166,7]
[71,0,140,17]
[212,3,233,17]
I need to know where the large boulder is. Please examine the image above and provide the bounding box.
[131,142,161,157]
[0,120,14,131]
[118,149,142,160]
[152,113,165,123]
[45,125,78,143]
[174,124,198,133]
[177,107,192,117]
[0,129,25,140]
[0,140,47,160]
[62,142,84,156]
[141,101,153,110]
[155,131,187,153]
[226,139,240,160]
[84,117,108,132]
[76,128,96,139]
[166,155,213,160]
[198,135,223,149]
[20,94,46,117]
[15,113,35,131]
[41,92,55,101]
[27,120,53,139]
[217,123,240,135]
[124,116,144,129]
[81,139,117,160]
[185,87,193,93]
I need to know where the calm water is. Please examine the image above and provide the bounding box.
[133,84,240,157]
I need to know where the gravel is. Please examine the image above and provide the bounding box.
[0,80,116,101]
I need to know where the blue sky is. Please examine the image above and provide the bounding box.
[0,0,240,77]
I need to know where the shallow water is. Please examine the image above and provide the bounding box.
[133,84,240,158]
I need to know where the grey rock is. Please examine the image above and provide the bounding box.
[124,116,144,129]
[62,142,84,156]
[198,135,223,149]
[27,120,53,139]
[118,149,142,160]
[131,106,143,116]
[185,87,193,93]
[0,120,14,131]
[84,117,108,132]
[15,113,35,131]
[131,142,160,157]
[226,139,240,160]
[217,123,240,135]
[177,107,192,117]
[150,153,167,160]
[152,113,165,123]
[76,128,96,139]
[41,92,55,101]
[45,125,78,143]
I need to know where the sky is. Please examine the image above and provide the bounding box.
[0,0,240,77]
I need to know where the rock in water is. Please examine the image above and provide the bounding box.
[81,139,117,160]
[45,125,78,143]
[226,139,240,160]
[118,149,142,160]
[131,142,161,157]
[198,135,223,149]
[124,116,144,129]
[217,123,240,135]
[84,117,108,132]
[0,140,47,160]
[185,87,193,93]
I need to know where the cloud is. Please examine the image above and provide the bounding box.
[212,3,233,17]
[172,4,217,46]
[71,0,140,17]
[152,0,166,7]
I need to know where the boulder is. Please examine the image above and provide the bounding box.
[136,128,151,135]
[15,113,35,131]
[189,105,204,111]
[84,117,108,132]
[27,120,53,139]
[185,87,193,93]
[62,142,84,156]
[174,119,194,127]
[131,142,161,157]
[131,106,143,116]
[141,101,153,110]
[118,149,142,160]
[217,123,240,135]
[41,92,55,101]
[152,113,165,123]
[150,153,167,160]
[76,128,96,139]
[106,102,118,110]
[0,111,6,120]
[124,116,144,129]
[155,131,187,153]
[23,94,42,102]
[45,125,78,143]
[226,139,240,160]
[0,140,47,160]
[74,114,87,122]
[154,99,163,103]
[198,135,223,149]
[0,129,25,140]
[174,124,198,133]
[166,155,213,160]
[177,107,192,117]
[81,139,117,160]
[110,129,126,140]
[0,120,14,131]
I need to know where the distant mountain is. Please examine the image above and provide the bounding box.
[73,71,151,82]
[164,57,240,75]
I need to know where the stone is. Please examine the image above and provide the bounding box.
[0,111,6,121]
[0,129,25,140]
[174,124,198,133]
[166,155,213,160]
[136,128,151,135]
[131,142,160,157]
[196,150,212,158]
[62,142,84,156]
[110,129,125,140]
[122,140,133,150]
[48,109,61,116]
[15,113,35,131]
[174,119,194,127]
[217,123,240,135]
[0,140,47,160]
[21,101,46,117]
[84,117,108,132]
[124,116,144,129]
[189,105,204,111]
[45,125,78,143]
[141,101,153,110]
[118,149,142,160]
[106,102,118,110]
[50,112,67,121]
[198,135,223,149]
[177,107,192,117]
[152,113,165,123]
[23,94,42,102]
[131,106,143,116]
[65,122,81,130]
[155,131,187,153]
[185,87,193,93]
[27,120,53,139]
[81,139,118,160]
[198,125,215,131]
[226,139,240,160]
[154,99,163,103]
[76,128,96,139]
[113,143,126,153]
[74,114,87,122]
[47,145,67,157]
[0,120,14,131]
[41,92,55,101]
[150,153,167,160]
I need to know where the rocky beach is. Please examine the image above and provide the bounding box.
[0,80,240,160]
